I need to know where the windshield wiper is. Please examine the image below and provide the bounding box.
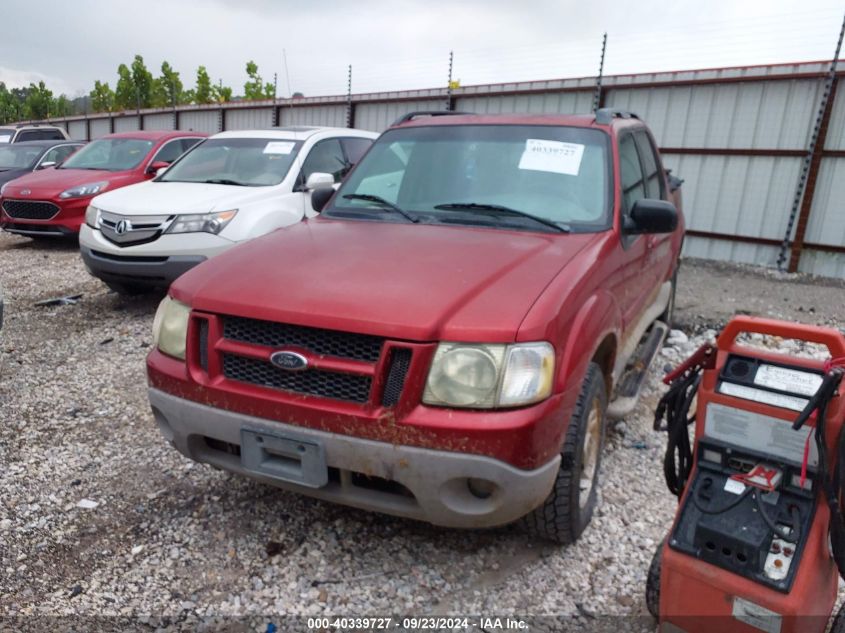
[433,202,569,232]
[202,178,250,186]
[342,193,418,223]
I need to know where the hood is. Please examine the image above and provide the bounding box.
[0,168,138,199]
[171,218,597,342]
[0,168,30,187]
[93,181,274,216]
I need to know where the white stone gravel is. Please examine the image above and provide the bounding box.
[1,233,844,632]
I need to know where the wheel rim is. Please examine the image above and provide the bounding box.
[579,397,602,509]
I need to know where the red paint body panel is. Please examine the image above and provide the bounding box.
[149,114,684,469]
[0,130,206,234]
[659,317,845,632]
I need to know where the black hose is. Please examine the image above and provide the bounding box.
[656,371,701,497]
[754,490,800,544]
[690,479,752,514]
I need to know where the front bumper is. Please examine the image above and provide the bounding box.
[149,388,561,528]
[0,197,87,235]
[80,245,205,288]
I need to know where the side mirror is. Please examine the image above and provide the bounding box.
[305,172,335,191]
[37,161,56,170]
[624,199,678,235]
[147,161,169,176]
[311,188,334,213]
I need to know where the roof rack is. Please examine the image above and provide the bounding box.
[594,108,640,125]
[391,110,474,126]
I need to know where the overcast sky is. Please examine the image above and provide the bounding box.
[0,0,842,99]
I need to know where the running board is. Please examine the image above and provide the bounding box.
[607,320,670,420]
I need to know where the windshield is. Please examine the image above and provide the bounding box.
[160,137,301,186]
[0,145,42,170]
[330,124,611,231]
[0,130,13,144]
[61,138,154,171]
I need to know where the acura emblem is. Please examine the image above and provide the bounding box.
[19,189,30,195]
[115,219,131,235]
[270,351,308,371]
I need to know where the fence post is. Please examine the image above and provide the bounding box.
[788,76,839,272]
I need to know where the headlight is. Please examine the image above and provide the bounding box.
[152,296,190,360]
[165,210,237,235]
[85,205,101,229]
[423,341,555,408]
[59,181,108,199]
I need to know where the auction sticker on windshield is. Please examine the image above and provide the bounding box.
[518,139,584,176]
[263,141,295,155]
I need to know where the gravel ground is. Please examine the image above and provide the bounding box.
[1,236,844,632]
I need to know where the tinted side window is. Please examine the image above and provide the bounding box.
[301,139,345,183]
[634,131,663,199]
[181,138,202,154]
[41,145,76,165]
[16,130,39,142]
[152,139,187,164]
[341,138,372,166]
[41,129,65,140]
[619,134,646,214]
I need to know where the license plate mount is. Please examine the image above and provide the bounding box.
[240,428,328,489]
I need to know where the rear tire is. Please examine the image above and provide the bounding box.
[106,282,152,296]
[646,540,664,619]
[522,362,607,544]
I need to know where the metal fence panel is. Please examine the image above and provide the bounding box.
[143,112,175,131]
[179,110,220,134]
[455,91,594,115]
[67,120,87,140]
[225,107,274,130]
[280,104,347,127]
[355,100,443,132]
[89,118,111,138]
[797,157,845,276]
[113,116,140,132]
[663,154,802,239]
[606,79,820,149]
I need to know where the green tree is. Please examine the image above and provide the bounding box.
[243,60,274,100]
[194,65,214,104]
[217,83,233,103]
[130,55,154,108]
[23,81,53,119]
[53,94,73,117]
[89,80,115,113]
[152,61,184,107]
[114,63,135,110]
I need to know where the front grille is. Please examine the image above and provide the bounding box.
[223,354,372,403]
[99,210,171,246]
[91,250,167,263]
[223,316,383,363]
[382,348,412,406]
[198,320,209,371]
[2,199,60,220]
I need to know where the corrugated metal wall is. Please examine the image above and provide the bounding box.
[179,110,220,134]
[280,104,347,128]
[28,60,845,278]
[225,107,273,130]
[113,115,140,132]
[143,112,175,130]
[67,120,87,140]
[355,99,443,131]
[89,118,111,138]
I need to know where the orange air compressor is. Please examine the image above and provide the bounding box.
[648,316,845,633]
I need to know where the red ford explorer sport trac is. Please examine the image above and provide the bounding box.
[147,110,684,544]
[0,130,205,238]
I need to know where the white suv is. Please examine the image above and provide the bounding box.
[0,124,70,144]
[79,127,377,294]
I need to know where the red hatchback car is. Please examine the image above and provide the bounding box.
[0,130,206,238]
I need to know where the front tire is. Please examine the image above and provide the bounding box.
[646,540,664,619]
[522,361,608,544]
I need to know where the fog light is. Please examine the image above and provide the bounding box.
[467,478,496,499]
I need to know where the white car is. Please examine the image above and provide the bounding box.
[79,127,377,294]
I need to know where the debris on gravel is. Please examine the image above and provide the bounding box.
[1,235,844,628]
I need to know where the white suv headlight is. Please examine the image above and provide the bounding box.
[165,209,237,235]
[85,205,101,229]
[152,296,191,360]
[423,341,555,408]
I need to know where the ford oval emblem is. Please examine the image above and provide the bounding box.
[270,350,308,371]
[20,189,30,195]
